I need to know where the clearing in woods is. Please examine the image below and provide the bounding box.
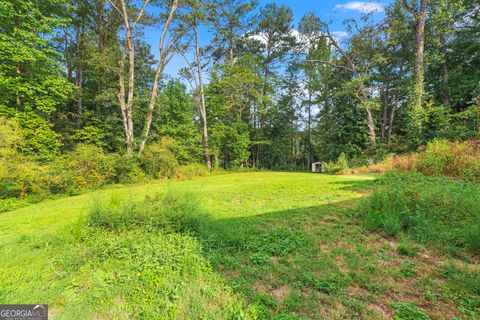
[0,172,477,319]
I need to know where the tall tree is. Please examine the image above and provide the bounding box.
[208,0,257,64]
[318,19,379,146]
[402,0,429,144]
[298,12,326,167]
[107,0,149,154]
[250,3,296,166]
[138,0,180,155]
[0,0,73,160]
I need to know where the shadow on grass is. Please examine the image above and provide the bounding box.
[190,196,368,318]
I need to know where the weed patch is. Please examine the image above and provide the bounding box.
[360,172,480,255]
[44,192,251,319]
[391,302,429,320]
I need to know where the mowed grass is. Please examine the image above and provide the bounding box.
[0,172,478,319]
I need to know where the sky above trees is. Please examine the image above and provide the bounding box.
[149,1,394,76]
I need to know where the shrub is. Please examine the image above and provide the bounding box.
[175,163,209,180]
[49,144,116,192]
[0,116,22,159]
[0,158,50,199]
[360,172,480,255]
[336,153,349,172]
[16,112,61,162]
[140,137,178,178]
[111,154,146,184]
[324,153,350,174]
[417,139,480,182]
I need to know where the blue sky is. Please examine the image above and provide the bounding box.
[143,1,393,77]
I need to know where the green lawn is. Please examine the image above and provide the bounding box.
[0,172,478,319]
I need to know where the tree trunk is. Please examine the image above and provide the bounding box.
[138,0,178,155]
[117,57,133,153]
[405,0,428,138]
[388,89,399,148]
[381,84,389,141]
[114,0,136,155]
[76,63,83,128]
[440,35,451,106]
[194,25,212,171]
[307,83,312,169]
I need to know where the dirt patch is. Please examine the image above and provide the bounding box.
[270,285,290,302]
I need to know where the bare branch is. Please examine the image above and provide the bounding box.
[132,0,151,30]
[107,0,125,19]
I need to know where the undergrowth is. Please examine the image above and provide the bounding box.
[360,172,480,255]
[47,192,255,319]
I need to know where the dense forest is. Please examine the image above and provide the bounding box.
[1,0,478,173]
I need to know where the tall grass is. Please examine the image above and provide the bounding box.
[47,192,254,319]
[360,172,480,255]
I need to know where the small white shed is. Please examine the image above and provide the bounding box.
[311,162,324,173]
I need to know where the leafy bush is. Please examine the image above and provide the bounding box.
[16,112,61,162]
[50,144,116,192]
[111,154,146,184]
[140,137,178,178]
[360,172,480,254]
[0,158,50,199]
[0,116,22,158]
[324,153,350,174]
[175,163,209,180]
[417,139,480,182]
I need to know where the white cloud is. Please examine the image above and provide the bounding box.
[334,1,385,13]
[331,31,348,38]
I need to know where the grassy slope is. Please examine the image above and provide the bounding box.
[0,172,478,319]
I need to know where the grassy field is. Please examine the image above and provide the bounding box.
[0,172,478,319]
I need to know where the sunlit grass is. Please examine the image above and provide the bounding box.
[0,172,478,319]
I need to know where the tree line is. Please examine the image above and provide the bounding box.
[1,0,479,169]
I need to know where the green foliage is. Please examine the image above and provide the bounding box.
[51,144,116,192]
[71,125,108,148]
[155,80,202,163]
[140,137,179,178]
[0,160,50,199]
[206,58,261,168]
[16,112,61,161]
[0,116,22,158]
[52,192,249,319]
[323,153,350,174]
[175,163,209,180]
[0,0,73,115]
[400,261,417,278]
[88,192,204,233]
[111,154,146,184]
[360,172,480,254]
